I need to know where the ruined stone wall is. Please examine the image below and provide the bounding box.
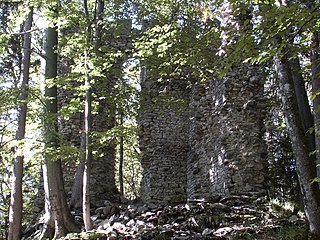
[139,64,268,204]
[58,19,132,206]
[139,72,190,204]
[57,87,82,196]
[138,2,268,204]
[187,65,267,201]
[220,65,267,194]
[187,78,228,200]
[90,75,120,205]
[58,86,119,206]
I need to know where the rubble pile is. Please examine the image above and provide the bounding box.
[25,195,306,240]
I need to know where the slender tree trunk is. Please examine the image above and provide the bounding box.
[82,0,93,231]
[305,0,320,181]
[40,22,79,240]
[8,7,33,240]
[69,0,106,216]
[289,57,315,151]
[94,0,104,47]
[311,30,320,178]
[119,114,124,196]
[275,54,320,238]
[83,49,93,231]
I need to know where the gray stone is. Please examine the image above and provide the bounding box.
[98,219,111,229]
[136,220,147,233]
[112,222,126,230]
[126,219,136,227]
[214,226,233,236]
[108,230,118,240]
[209,203,229,211]
[289,215,299,222]
[138,62,267,204]
[95,207,106,214]
[202,228,213,236]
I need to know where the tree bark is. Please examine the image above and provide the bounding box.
[289,57,315,152]
[82,0,94,231]
[83,49,93,231]
[119,114,124,196]
[8,7,33,240]
[310,29,320,179]
[40,22,79,240]
[275,54,320,238]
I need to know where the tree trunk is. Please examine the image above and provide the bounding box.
[119,114,124,196]
[311,29,320,179]
[82,0,93,231]
[83,49,93,231]
[69,0,107,216]
[289,57,315,152]
[8,7,33,240]
[275,54,320,238]
[40,23,79,240]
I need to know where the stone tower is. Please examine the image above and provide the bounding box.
[138,2,268,205]
[58,84,119,207]
[58,19,132,207]
[139,69,190,203]
[138,64,267,204]
[187,64,267,200]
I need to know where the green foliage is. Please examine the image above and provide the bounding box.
[231,0,320,65]
[270,224,308,240]
[135,0,222,79]
[264,199,307,239]
[0,146,13,238]
[312,177,320,183]
[269,199,299,216]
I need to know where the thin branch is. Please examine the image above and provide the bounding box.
[83,0,89,17]
[289,15,315,43]
[10,28,37,36]
[288,5,319,42]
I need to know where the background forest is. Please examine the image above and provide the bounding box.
[1,0,320,239]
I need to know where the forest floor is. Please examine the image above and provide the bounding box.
[24,194,308,240]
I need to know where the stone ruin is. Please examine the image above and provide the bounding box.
[59,63,267,206]
[138,3,268,204]
[138,63,268,204]
[57,19,133,207]
[57,14,268,206]
[58,85,119,207]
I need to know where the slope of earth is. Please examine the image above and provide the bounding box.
[23,194,308,239]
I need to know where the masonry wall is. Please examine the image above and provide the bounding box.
[58,20,131,206]
[220,64,267,194]
[187,64,267,201]
[57,87,82,195]
[91,77,120,205]
[139,64,268,204]
[187,78,228,200]
[58,82,119,207]
[139,73,190,204]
